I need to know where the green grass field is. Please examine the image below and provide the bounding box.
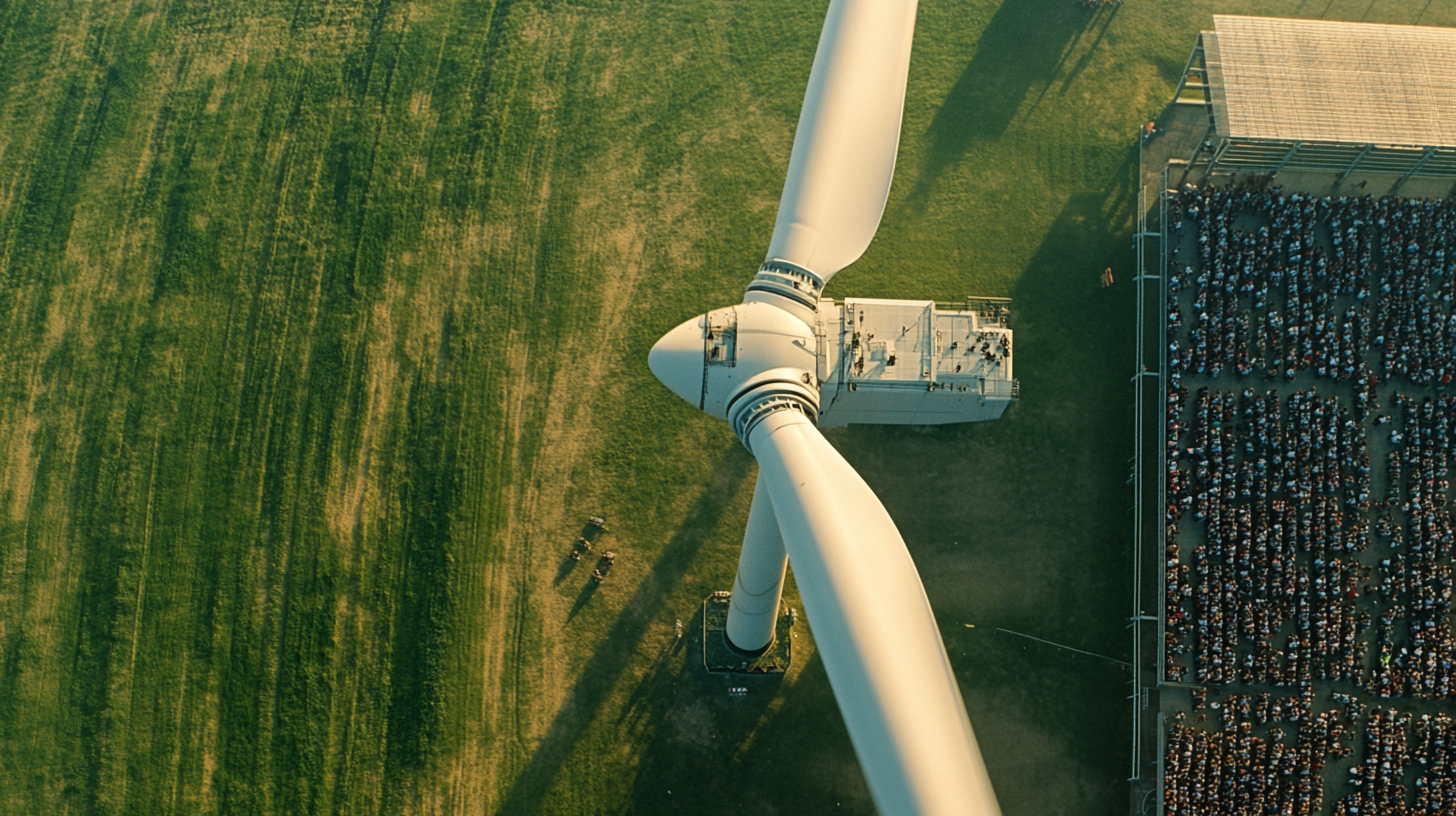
[2,1,1453,815]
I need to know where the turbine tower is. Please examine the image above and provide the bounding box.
[648,1,1013,814]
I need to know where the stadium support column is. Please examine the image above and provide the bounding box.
[1394,147,1439,191]
[726,471,788,653]
[1335,144,1375,188]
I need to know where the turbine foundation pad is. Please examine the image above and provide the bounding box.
[701,595,794,674]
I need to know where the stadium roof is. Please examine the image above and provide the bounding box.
[1204,15,1456,148]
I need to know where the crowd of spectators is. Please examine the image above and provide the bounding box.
[1167,188,1456,389]
[1160,183,1456,815]
[1164,700,1351,816]
[1411,714,1456,814]
[1334,708,1409,815]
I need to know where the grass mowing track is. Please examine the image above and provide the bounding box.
[1,1,1453,815]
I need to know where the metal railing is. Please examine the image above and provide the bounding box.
[979,378,1019,398]
[1129,168,1166,789]
[953,296,1012,327]
[1208,139,1456,183]
[1155,170,1171,815]
[1130,180,1148,785]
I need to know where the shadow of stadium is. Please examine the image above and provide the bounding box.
[818,172,1141,815]
[955,171,1138,816]
[1054,4,1119,98]
[907,0,1091,205]
[493,453,754,814]
[1006,164,1138,387]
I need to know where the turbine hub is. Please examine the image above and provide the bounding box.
[648,300,819,426]
[646,315,706,407]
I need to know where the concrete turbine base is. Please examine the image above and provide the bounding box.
[702,593,795,674]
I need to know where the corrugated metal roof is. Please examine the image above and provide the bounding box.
[1207,15,1456,147]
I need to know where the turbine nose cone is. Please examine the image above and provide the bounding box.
[649,315,706,409]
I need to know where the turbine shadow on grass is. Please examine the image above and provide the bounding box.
[993,151,1140,634]
[907,0,1086,205]
[495,453,754,814]
[616,605,699,729]
[625,650,870,815]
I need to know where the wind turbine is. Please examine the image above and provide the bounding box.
[648,1,1012,814]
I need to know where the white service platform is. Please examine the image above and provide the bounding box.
[814,297,1017,426]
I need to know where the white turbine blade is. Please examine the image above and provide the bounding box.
[727,470,790,652]
[746,408,1001,816]
[766,0,919,283]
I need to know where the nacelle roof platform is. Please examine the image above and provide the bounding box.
[815,297,1017,427]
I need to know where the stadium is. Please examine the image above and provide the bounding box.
[1137,15,1456,816]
